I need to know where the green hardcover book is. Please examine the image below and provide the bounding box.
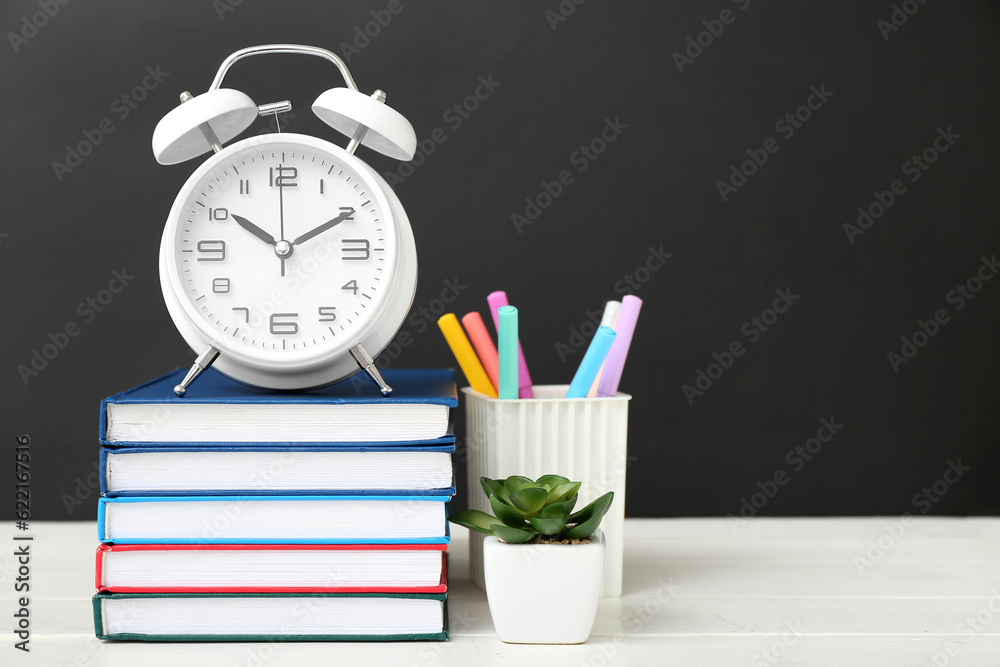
[93,592,449,641]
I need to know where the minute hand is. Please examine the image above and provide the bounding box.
[292,208,355,246]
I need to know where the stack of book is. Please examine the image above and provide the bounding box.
[92,368,457,642]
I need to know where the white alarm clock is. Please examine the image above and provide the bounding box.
[152,45,418,397]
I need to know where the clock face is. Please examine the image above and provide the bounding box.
[164,135,398,365]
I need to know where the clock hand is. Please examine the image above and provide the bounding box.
[278,166,286,277]
[291,208,356,247]
[231,214,277,246]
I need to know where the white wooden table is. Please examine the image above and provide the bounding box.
[4,518,999,666]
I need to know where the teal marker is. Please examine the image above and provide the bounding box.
[498,305,519,399]
[565,326,616,398]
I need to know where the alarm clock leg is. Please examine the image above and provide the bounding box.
[350,343,393,396]
[173,345,220,397]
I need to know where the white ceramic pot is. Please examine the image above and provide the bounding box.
[483,529,605,644]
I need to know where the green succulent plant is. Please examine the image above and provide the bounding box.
[448,475,614,544]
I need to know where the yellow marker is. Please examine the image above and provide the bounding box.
[438,313,498,398]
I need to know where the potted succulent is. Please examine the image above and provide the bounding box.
[449,474,614,644]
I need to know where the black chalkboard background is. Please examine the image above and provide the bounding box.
[2,0,998,520]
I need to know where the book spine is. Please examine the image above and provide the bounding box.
[92,597,105,639]
[98,449,109,495]
[98,397,110,444]
[94,544,111,590]
[96,498,108,541]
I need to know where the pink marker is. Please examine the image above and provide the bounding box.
[461,312,500,393]
[487,291,534,398]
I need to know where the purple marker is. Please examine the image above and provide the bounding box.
[596,295,642,397]
[487,290,534,398]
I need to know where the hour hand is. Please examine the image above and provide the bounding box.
[292,208,355,247]
[232,214,277,246]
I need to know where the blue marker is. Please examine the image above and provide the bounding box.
[565,326,616,398]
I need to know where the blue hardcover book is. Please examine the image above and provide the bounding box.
[100,444,456,496]
[98,495,452,545]
[100,368,458,445]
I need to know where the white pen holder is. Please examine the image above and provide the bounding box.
[462,385,631,597]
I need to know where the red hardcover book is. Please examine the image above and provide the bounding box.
[96,543,447,594]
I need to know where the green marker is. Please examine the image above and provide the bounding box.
[498,305,519,399]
